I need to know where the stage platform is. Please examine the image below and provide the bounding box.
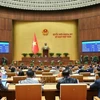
[18,57,75,66]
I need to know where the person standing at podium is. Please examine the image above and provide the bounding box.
[42,43,50,50]
[42,43,50,57]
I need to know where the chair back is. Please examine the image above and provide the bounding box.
[60,84,87,100]
[16,84,42,100]
[80,72,91,76]
[96,74,99,80]
[43,69,50,72]
[35,70,42,74]
[42,72,53,75]
[71,75,83,82]
[6,72,16,77]
[13,76,26,83]
[41,76,56,83]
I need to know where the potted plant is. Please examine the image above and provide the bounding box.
[40,62,43,66]
[68,62,72,66]
[36,53,42,57]
[63,53,69,57]
[83,55,89,63]
[30,62,34,67]
[51,60,54,66]
[20,62,24,66]
[59,61,63,66]
[49,53,54,57]
[56,53,62,57]
[11,60,15,66]
[29,53,34,57]
[92,56,99,63]
[22,53,27,57]
[2,62,7,66]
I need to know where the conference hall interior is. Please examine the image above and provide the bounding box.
[0,0,100,100]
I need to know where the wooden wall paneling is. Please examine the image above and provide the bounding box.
[0,5,100,63]
[0,30,12,40]
[0,18,4,30]
[79,15,100,57]
[0,5,99,20]
[0,30,5,40]
[5,19,12,30]
[79,16,98,30]
[0,18,12,64]
[97,16,100,27]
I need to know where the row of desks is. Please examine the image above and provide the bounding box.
[0,83,98,100]
[1,74,97,100]
[5,76,96,83]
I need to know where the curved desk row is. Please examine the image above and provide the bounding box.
[0,83,98,100]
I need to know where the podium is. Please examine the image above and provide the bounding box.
[43,48,49,57]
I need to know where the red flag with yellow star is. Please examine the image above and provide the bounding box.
[32,34,39,54]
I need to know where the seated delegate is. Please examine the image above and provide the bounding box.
[56,69,78,90]
[0,78,9,99]
[19,69,39,84]
[89,72,100,98]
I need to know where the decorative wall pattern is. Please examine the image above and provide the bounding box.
[0,0,100,10]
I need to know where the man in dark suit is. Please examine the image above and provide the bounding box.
[0,79,9,99]
[56,68,78,90]
[80,55,83,64]
[90,72,100,97]
[1,57,7,65]
[0,80,8,91]
[42,43,49,50]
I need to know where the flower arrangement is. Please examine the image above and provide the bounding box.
[22,53,28,57]
[29,53,34,57]
[49,53,54,57]
[59,61,63,66]
[36,53,42,57]
[92,56,99,63]
[83,55,89,63]
[56,53,62,57]
[40,62,43,66]
[51,60,54,66]
[30,62,34,67]
[63,53,69,57]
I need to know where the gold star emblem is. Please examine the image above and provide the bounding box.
[33,42,36,46]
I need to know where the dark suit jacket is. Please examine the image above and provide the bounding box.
[90,79,100,97]
[56,77,78,90]
[0,80,7,91]
[0,80,7,99]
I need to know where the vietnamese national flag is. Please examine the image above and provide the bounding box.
[32,34,39,54]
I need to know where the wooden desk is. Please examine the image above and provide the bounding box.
[56,76,96,82]
[8,83,57,90]
[0,83,98,100]
[83,76,96,82]
[22,69,28,72]
[4,75,96,83]
[20,57,73,66]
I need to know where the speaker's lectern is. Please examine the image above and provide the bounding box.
[43,49,49,57]
[42,43,49,57]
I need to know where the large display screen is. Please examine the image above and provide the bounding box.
[82,41,100,52]
[0,42,9,53]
